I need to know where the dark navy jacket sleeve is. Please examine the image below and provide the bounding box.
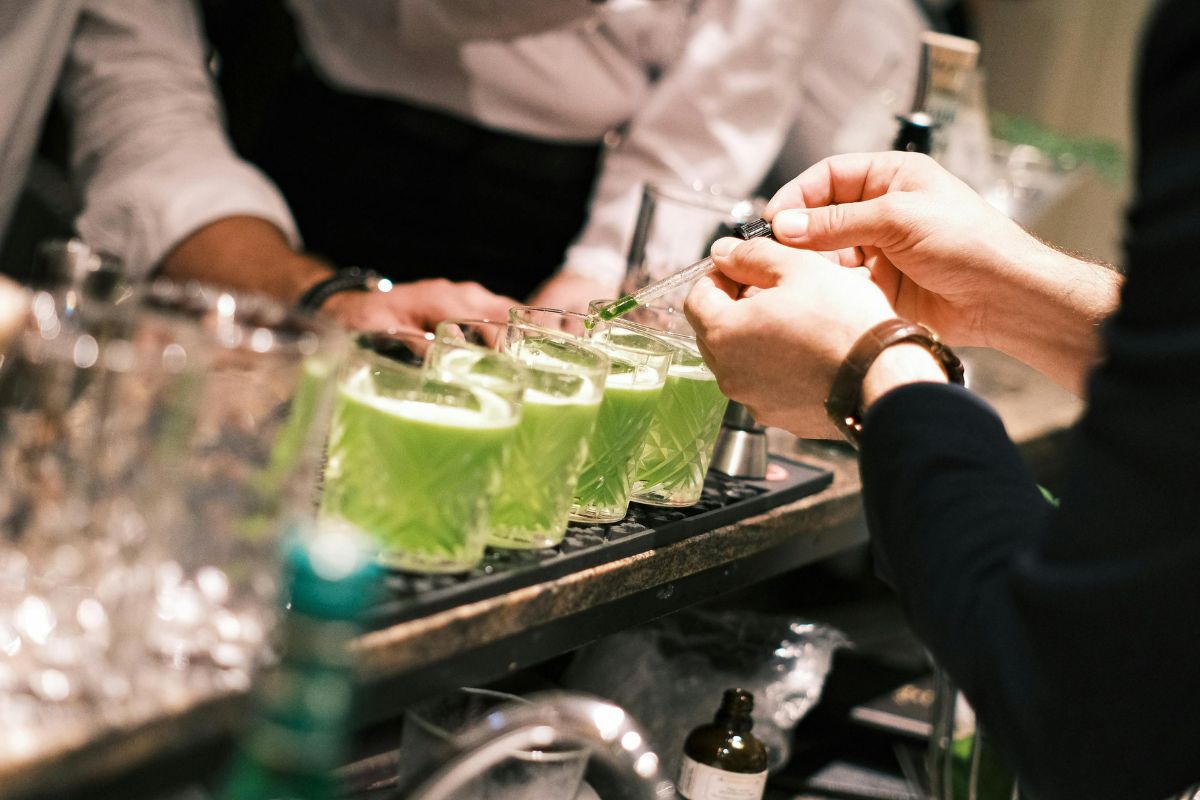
[857,2,1200,798]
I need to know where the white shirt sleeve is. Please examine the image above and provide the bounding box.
[562,0,824,288]
[60,0,297,278]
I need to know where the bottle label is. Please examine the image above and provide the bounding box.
[677,755,767,800]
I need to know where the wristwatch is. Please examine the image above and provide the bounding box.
[296,267,392,313]
[825,318,965,447]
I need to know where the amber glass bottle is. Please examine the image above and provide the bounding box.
[677,688,770,800]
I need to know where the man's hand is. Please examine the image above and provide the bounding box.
[163,216,516,332]
[526,272,618,314]
[766,152,1121,394]
[0,277,28,352]
[322,279,516,332]
[765,152,1049,347]
[686,237,945,439]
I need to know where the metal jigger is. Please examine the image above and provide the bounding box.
[710,401,769,479]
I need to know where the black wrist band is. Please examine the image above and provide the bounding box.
[296,267,381,313]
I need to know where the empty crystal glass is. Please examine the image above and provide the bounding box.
[0,279,345,759]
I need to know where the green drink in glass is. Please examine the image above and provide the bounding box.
[590,302,729,507]
[510,307,675,523]
[321,333,522,573]
[436,321,608,548]
[572,364,665,520]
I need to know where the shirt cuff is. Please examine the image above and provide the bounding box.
[76,160,298,281]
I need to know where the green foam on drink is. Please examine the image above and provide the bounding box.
[321,382,516,572]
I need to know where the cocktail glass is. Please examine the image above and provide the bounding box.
[321,331,523,573]
[510,307,674,523]
[589,302,728,508]
[0,280,345,744]
[129,282,344,688]
[435,321,608,548]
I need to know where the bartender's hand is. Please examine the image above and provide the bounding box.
[685,237,946,439]
[0,276,28,352]
[322,279,516,332]
[766,152,1121,395]
[164,217,515,332]
[527,272,618,314]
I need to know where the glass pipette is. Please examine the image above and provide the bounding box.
[593,219,774,323]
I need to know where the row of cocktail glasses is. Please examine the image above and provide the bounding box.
[0,284,728,754]
[319,302,729,573]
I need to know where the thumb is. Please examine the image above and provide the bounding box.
[770,195,910,253]
[709,236,807,289]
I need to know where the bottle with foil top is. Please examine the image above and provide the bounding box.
[677,688,769,800]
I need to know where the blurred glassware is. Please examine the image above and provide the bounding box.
[981,140,1087,228]
[0,273,343,761]
[123,281,345,694]
[928,669,1021,800]
[435,320,608,549]
[624,184,764,312]
[0,290,205,750]
[321,330,523,573]
[396,687,592,800]
[31,239,126,302]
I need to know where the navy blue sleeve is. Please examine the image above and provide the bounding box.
[857,2,1200,797]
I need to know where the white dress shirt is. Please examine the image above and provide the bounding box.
[60,0,296,276]
[289,0,837,286]
[0,0,83,251]
[4,1,831,286]
[0,1,294,277]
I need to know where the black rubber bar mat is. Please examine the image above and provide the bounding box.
[367,455,832,628]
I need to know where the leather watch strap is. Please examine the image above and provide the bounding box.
[825,318,965,446]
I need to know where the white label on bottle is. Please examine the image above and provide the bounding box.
[676,755,767,800]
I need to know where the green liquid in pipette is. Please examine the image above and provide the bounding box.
[596,295,639,324]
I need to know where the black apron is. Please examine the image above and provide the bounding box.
[241,65,603,300]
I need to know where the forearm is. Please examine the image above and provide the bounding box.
[63,0,299,276]
[982,241,1122,395]
[161,217,331,305]
[0,277,28,351]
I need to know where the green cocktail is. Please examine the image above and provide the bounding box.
[321,338,521,573]
[632,355,728,506]
[507,307,675,524]
[489,389,602,544]
[586,301,729,508]
[436,322,608,549]
[571,368,664,521]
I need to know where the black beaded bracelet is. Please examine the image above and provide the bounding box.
[296,267,386,313]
